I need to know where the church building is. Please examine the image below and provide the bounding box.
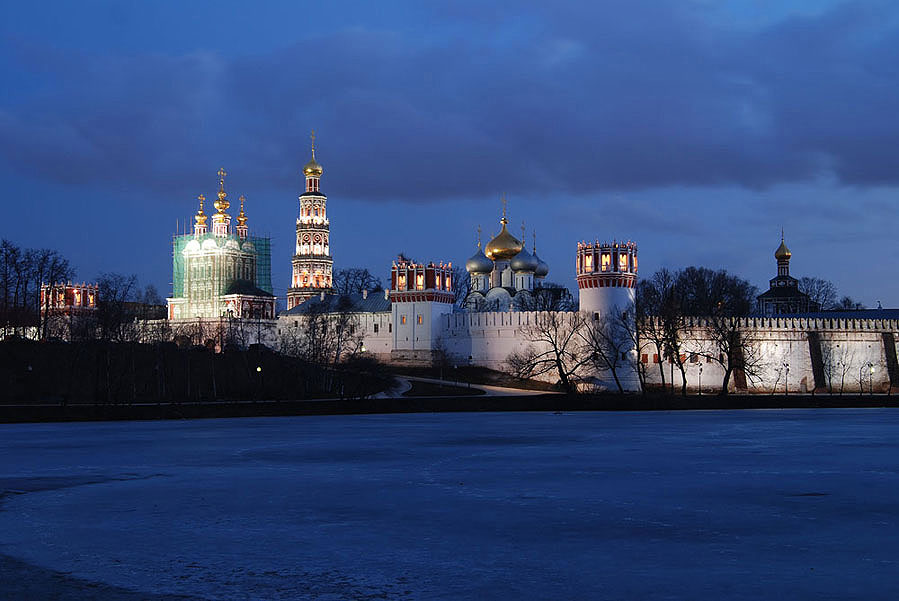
[167,169,275,321]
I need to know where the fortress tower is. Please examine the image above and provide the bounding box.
[576,240,638,317]
[389,255,455,363]
[287,131,334,309]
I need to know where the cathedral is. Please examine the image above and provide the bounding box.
[464,198,550,311]
[167,169,275,322]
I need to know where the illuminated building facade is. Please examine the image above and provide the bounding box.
[167,168,275,321]
[287,132,334,309]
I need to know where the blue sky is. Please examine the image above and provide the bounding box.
[2,0,898,305]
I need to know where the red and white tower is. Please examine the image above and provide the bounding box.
[389,255,454,357]
[576,240,638,317]
[287,131,334,309]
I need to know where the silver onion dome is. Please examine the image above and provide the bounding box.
[533,251,549,277]
[510,246,539,272]
[466,247,494,274]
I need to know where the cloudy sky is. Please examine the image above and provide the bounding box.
[2,0,898,305]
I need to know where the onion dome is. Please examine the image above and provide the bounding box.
[303,129,323,176]
[485,215,523,261]
[236,195,248,227]
[466,247,493,274]
[510,246,539,272]
[775,233,791,261]
[303,156,323,177]
[214,167,230,213]
[533,252,549,278]
[194,194,207,226]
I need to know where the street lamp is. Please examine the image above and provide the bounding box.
[698,365,702,396]
[869,363,874,395]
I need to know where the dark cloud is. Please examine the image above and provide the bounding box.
[2,0,899,203]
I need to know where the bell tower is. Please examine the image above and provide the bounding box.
[287,131,334,309]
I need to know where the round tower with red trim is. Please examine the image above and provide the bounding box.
[576,240,638,317]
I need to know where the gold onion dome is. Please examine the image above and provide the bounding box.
[214,167,230,213]
[194,194,207,226]
[236,195,248,226]
[775,236,791,261]
[303,155,323,177]
[303,129,323,176]
[485,221,523,261]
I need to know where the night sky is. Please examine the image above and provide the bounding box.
[2,1,898,306]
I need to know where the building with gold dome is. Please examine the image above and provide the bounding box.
[167,168,275,322]
[464,197,550,310]
[286,131,334,309]
[756,232,817,315]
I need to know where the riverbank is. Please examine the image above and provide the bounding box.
[1,393,897,423]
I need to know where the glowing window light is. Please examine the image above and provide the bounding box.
[601,253,611,272]
[416,274,424,290]
[619,254,628,271]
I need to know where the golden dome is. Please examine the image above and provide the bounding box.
[303,129,323,176]
[236,195,248,226]
[194,194,207,226]
[214,167,230,213]
[775,235,791,261]
[303,156,323,177]
[485,218,523,261]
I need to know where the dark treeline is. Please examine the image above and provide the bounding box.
[1,338,392,405]
[0,239,74,334]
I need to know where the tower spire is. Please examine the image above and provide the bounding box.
[311,129,316,160]
[477,225,482,249]
[194,194,208,236]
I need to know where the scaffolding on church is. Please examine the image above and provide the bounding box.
[170,233,273,298]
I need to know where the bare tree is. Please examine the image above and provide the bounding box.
[837,296,864,310]
[579,305,637,393]
[507,311,590,394]
[333,268,382,295]
[798,277,837,311]
[676,266,759,395]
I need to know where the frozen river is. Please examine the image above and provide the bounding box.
[1,410,898,600]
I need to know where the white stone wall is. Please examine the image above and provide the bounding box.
[639,317,899,394]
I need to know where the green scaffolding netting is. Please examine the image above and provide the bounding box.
[171,233,273,298]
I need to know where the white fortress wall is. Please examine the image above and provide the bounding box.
[640,317,899,394]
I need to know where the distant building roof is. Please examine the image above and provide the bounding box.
[223,279,275,298]
[280,291,390,316]
[751,308,899,319]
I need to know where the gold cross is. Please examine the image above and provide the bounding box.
[310,129,316,157]
[218,167,227,180]
[197,194,205,209]
[477,225,482,247]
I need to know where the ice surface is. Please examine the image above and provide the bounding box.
[1,410,898,600]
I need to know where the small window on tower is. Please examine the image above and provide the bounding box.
[373,323,379,333]
[601,253,611,272]
[416,274,424,290]
[619,254,628,272]
[401,315,406,325]
[584,254,593,272]
[417,315,423,325]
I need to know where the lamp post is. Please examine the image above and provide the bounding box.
[698,365,702,396]
[783,363,789,396]
[868,362,874,395]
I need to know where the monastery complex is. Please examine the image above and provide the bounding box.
[151,137,899,394]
